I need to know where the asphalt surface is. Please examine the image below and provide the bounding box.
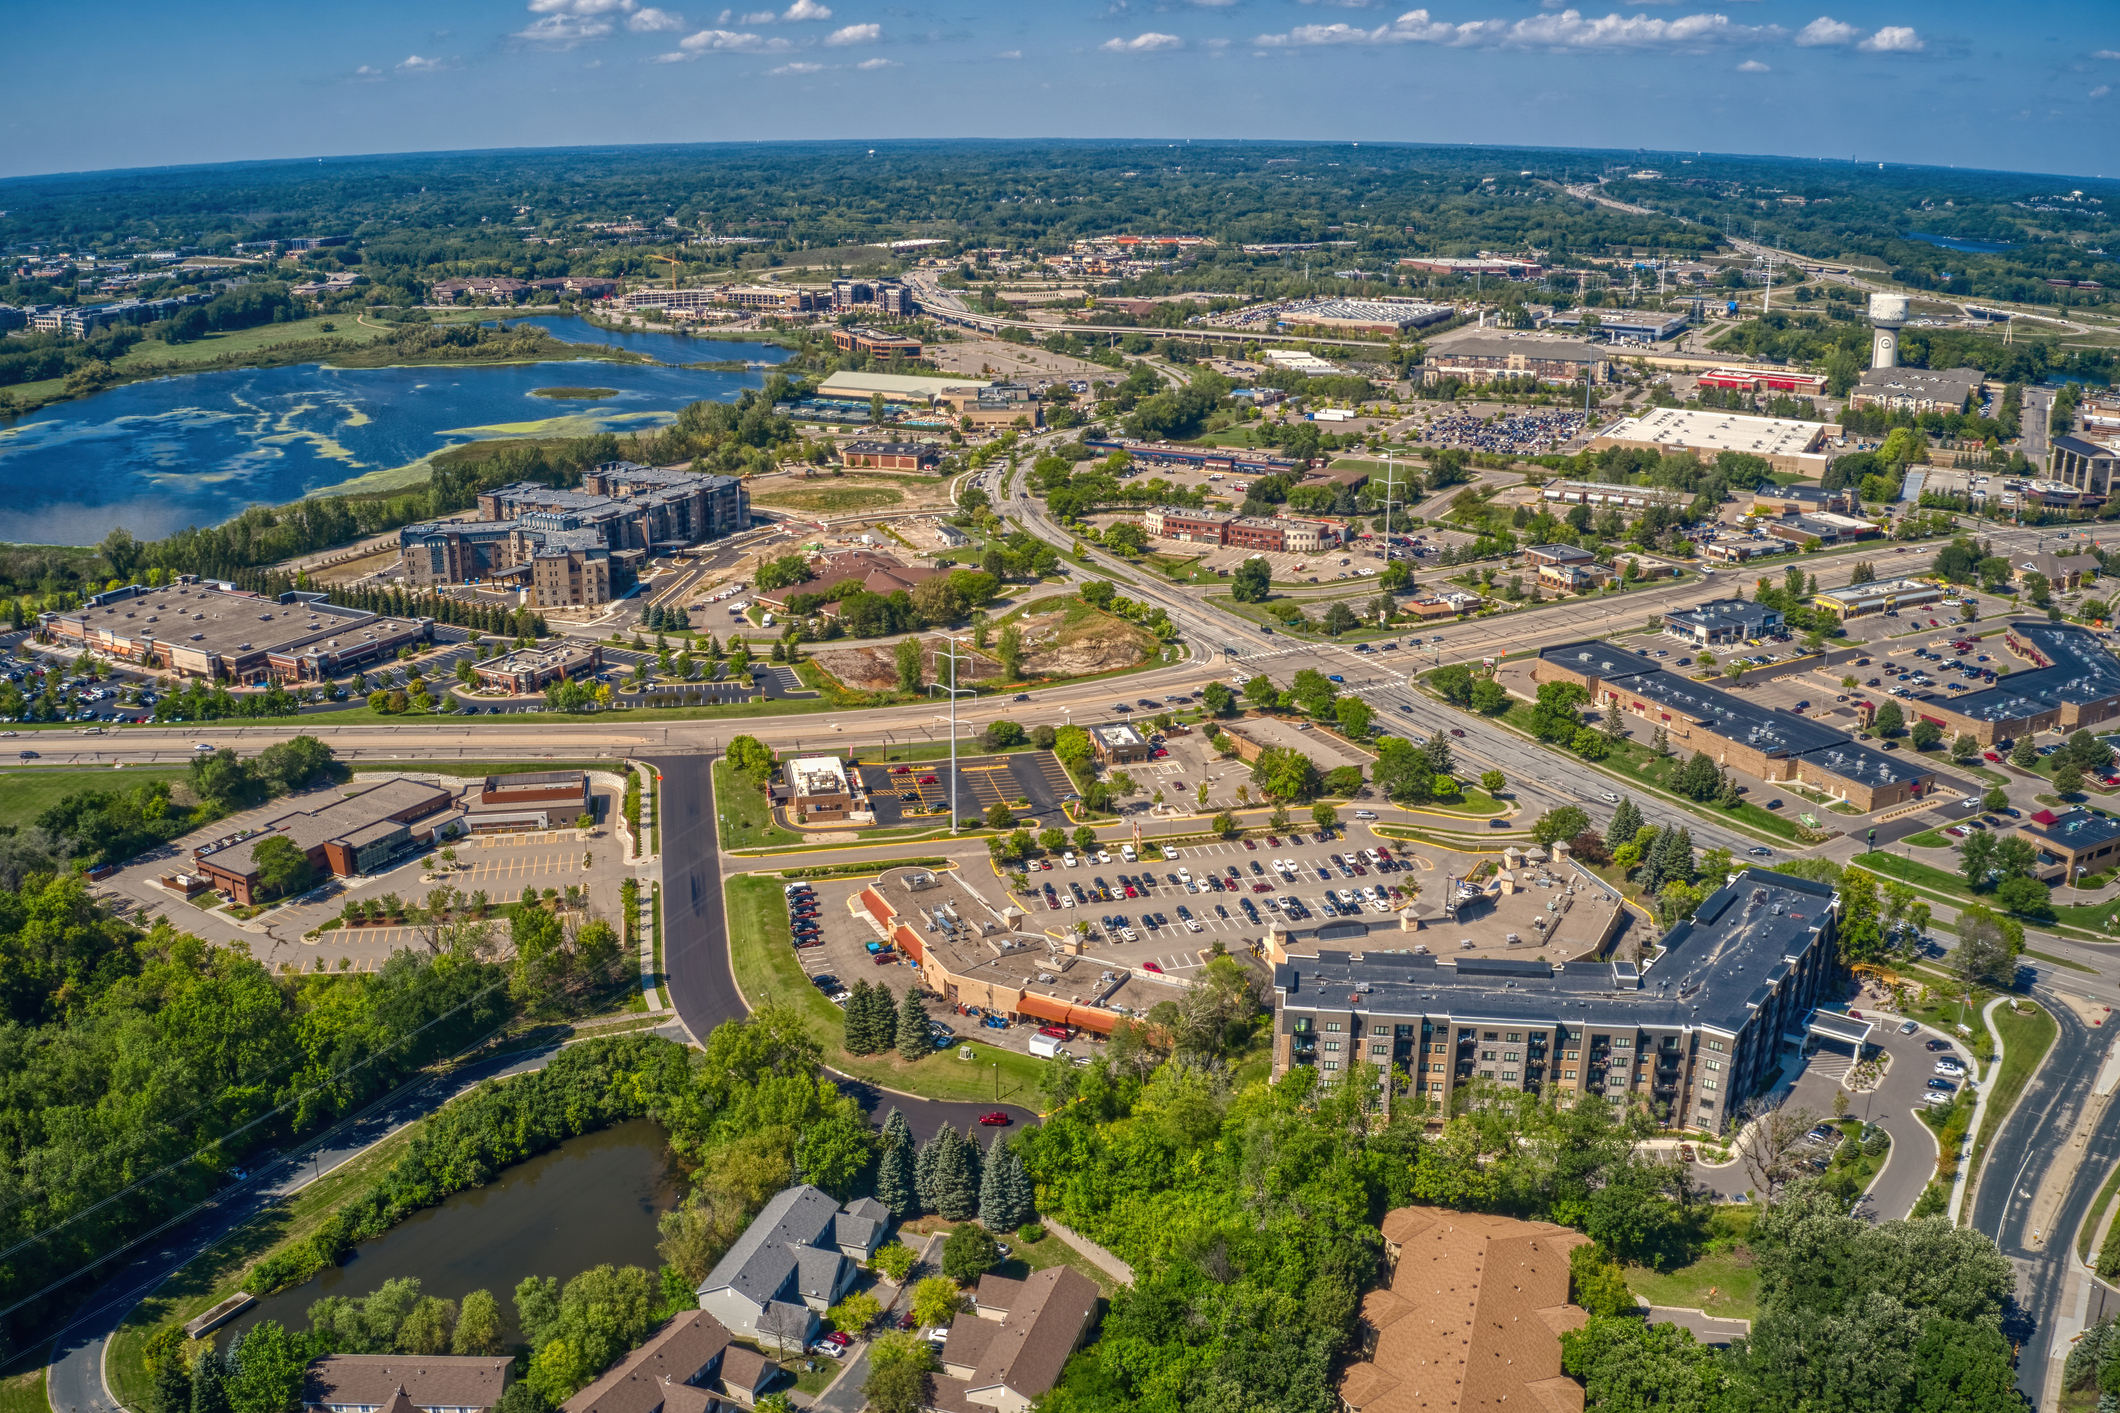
[44,1041,581,1413]
[1967,995,2120,1404]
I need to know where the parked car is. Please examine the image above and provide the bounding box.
[978,1111,1012,1126]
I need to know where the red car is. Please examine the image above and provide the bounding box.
[918,774,939,784]
[1141,961,1164,973]
[890,765,911,775]
[978,1111,1012,1126]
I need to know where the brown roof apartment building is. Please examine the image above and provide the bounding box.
[1337,1207,1588,1413]
[304,1355,512,1413]
[931,1266,1100,1413]
[560,1310,780,1413]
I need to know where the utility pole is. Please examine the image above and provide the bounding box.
[934,636,976,832]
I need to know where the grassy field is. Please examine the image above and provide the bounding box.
[0,764,193,817]
[1623,1248,1760,1321]
[749,486,906,513]
[0,1367,45,1413]
[716,758,806,851]
[1855,851,2120,934]
[1964,1001,2058,1194]
[350,760,618,780]
[530,386,620,399]
[2078,1157,2120,1262]
[724,874,1049,1106]
[1901,830,1952,849]
[114,314,385,369]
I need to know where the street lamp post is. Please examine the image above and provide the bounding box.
[933,635,977,833]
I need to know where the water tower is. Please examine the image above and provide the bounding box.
[1868,292,1907,369]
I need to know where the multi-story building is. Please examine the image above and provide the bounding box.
[431,276,530,303]
[1422,335,1611,387]
[619,284,817,314]
[1147,510,1338,554]
[2050,433,2120,496]
[830,326,923,359]
[1142,506,1238,544]
[1848,365,1985,414]
[1696,366,1830,396]
[44,582,430,685]
[399,462,748,608]
[1269,868,1845,1133]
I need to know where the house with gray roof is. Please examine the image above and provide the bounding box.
[693,1186,887,1352]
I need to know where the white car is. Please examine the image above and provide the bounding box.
[1177,868,1192,883]
[1922,1090,1954,1107]
[1184,918,1202,932]
[1063,851,1078,868]
[1097,850,1112,864]
[1935,1059,1966,1076]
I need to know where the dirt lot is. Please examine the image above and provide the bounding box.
[927,334,1116,383]
[811,639,1001,692]
[1012,603,1159,677]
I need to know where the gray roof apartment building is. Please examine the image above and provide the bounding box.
[693,1186,888,1353]
[1270,869,1844,1134]
[399,462,747,608]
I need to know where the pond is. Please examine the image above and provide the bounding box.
[219,1118,683,1347]
[0,318,791,545]
[1906,231,2017,255]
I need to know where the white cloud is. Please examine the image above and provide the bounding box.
[1254,8,1776,50]
[2096,50,2120,59]
[676,26,792,50]
[1299,0,1385,6]
[855,55,898,67]
[528,0,636,12]
[769,60,824,72]
[398,53,452,71]
[627,7,685,30]
[1794,16,1860,46]
[1736,57,1768,71]
[738,10,774,21]
[824,21,880,44]
[1858,24,1921,51]
[1102,31,1184,51]
[782,0,833,17]
[515,14,614,44]
[2094,84,2113,98]
[354,64,383,76]
[997,48,1022,57]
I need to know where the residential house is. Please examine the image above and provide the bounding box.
[694,1186,888,1352]
[304,1356,512,1413]
[930,1267,1101,1413]
[559,1312,742,1413]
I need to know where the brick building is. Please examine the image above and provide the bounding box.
[1909,619,2120,746]
[472,641,602,695]
[838,440,942,470]
[193,777,458,904]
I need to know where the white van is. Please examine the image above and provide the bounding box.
[1121,843,1137,863]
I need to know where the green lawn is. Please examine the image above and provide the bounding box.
[0,1366,46,1413]
[116,314,385,369]
[350,760,616,780]
[0,764,192,818]
[715,759,806,851]
[2078,1157,2120,1262]
[1623,1248,1760,1321]
[723,874,1049,1106]
[1854,852,2120,935]
[1964,1001,2059,1195]
[1900,830,1952,849]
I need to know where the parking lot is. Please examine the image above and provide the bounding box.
[856,750,1072,826]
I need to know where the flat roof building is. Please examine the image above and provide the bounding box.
[781,756,859,824]
[193,777,458,905]
[1812,577,1946,622]
[1090,723,1151,763]
[1849,365,1985,414]
[473,641,602,695]
[813,370,989,405]
[838,439,942,471]
[1271,868,1845,1131]
[1540,479,1692,511]
[1273,298,1453,333]
[45,582,431,686]
[467,770,594,833]
[1544,309,1691,342]
[1423,334,1612,387]
[2018,806,2120,883]
[1588,407,1837,477]
[1914,620,2120,745]
[1696,366,1830,395]
[1663,598,1784,645]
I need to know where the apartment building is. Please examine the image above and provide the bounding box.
[1422,335,1612,387]
[1270,868,1845,1133]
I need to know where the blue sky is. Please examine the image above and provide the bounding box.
[4,1,2116,180]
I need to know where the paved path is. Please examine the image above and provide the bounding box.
[810,1231,943,1413]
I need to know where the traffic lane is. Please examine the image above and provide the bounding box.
[653,752,743,1040]
[829,1077,1040,1140]
[1968,997,2101,1398]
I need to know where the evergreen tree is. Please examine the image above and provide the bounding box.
[1609,795,1643,843]
[876,1108,918,1217]
[1636,828,1671,892]
[978,1134,1035,1232]
[914,1131,945,1213]
[154,1351,193,1413]
[863,985,897,1053]
[1714,772,1742,808]
[896,985,932,1060]
[1665,827,1697,885]
[931,1127,980,1221]
[844,980,876,1054]
[190,1351,230,1413]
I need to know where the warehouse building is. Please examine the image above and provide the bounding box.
[1587,407,1838,477]
[45,582,430,685]
[813,370,989,406]
[1695,366,1830,396]
[1539,480,1692,512]
[1542,309,1691,342]
[1269,868,1844,1132]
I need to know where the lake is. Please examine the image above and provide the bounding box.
[0,316,790,545]
[219,1118,683,1347]
[1906,231,2016,255]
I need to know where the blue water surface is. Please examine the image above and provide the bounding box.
[0,319,789,546]
[1906,231,2017,255]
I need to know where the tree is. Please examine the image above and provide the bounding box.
[1321,600,1358,636]
[189,1350,229,1413]
[1231,557,1272,602]
[1212,809,1238,837]
[1953,733,1981,760]
[1562,1316,1725,1412]
[250,834,315,901]
[995,623,1024,680]
[894,637,925,694]
[862,1332,934,1413]
[1911,719,1943,751]
[453,1289,503,1355]
[1872,701,1904,737]
[1250,746,1320,801]
[1609,795,1643,843]
[1738,1094,1822,1208]
[830,1289,884,1337]
[942,1222,1000,1282]
[1958,829,1997,888]
[1202,681,1235,716]
[1243,674,1279,711]
[910,1277,966,1329]
[977,1134,1035,1232]
[897,986,932,1060]
[2056,763,2085,797]
[984,801,1013,831]
[1532,806,1590,847]
[1527,681,1587,744]
[1311,801,1338,830]
[1324,765,1365,796]
[875,1109,918,1217]
[871,1240,919,1284]
[2009,736,2038,768]
[1334,695,1374,740]
[397,1296,457,1355]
